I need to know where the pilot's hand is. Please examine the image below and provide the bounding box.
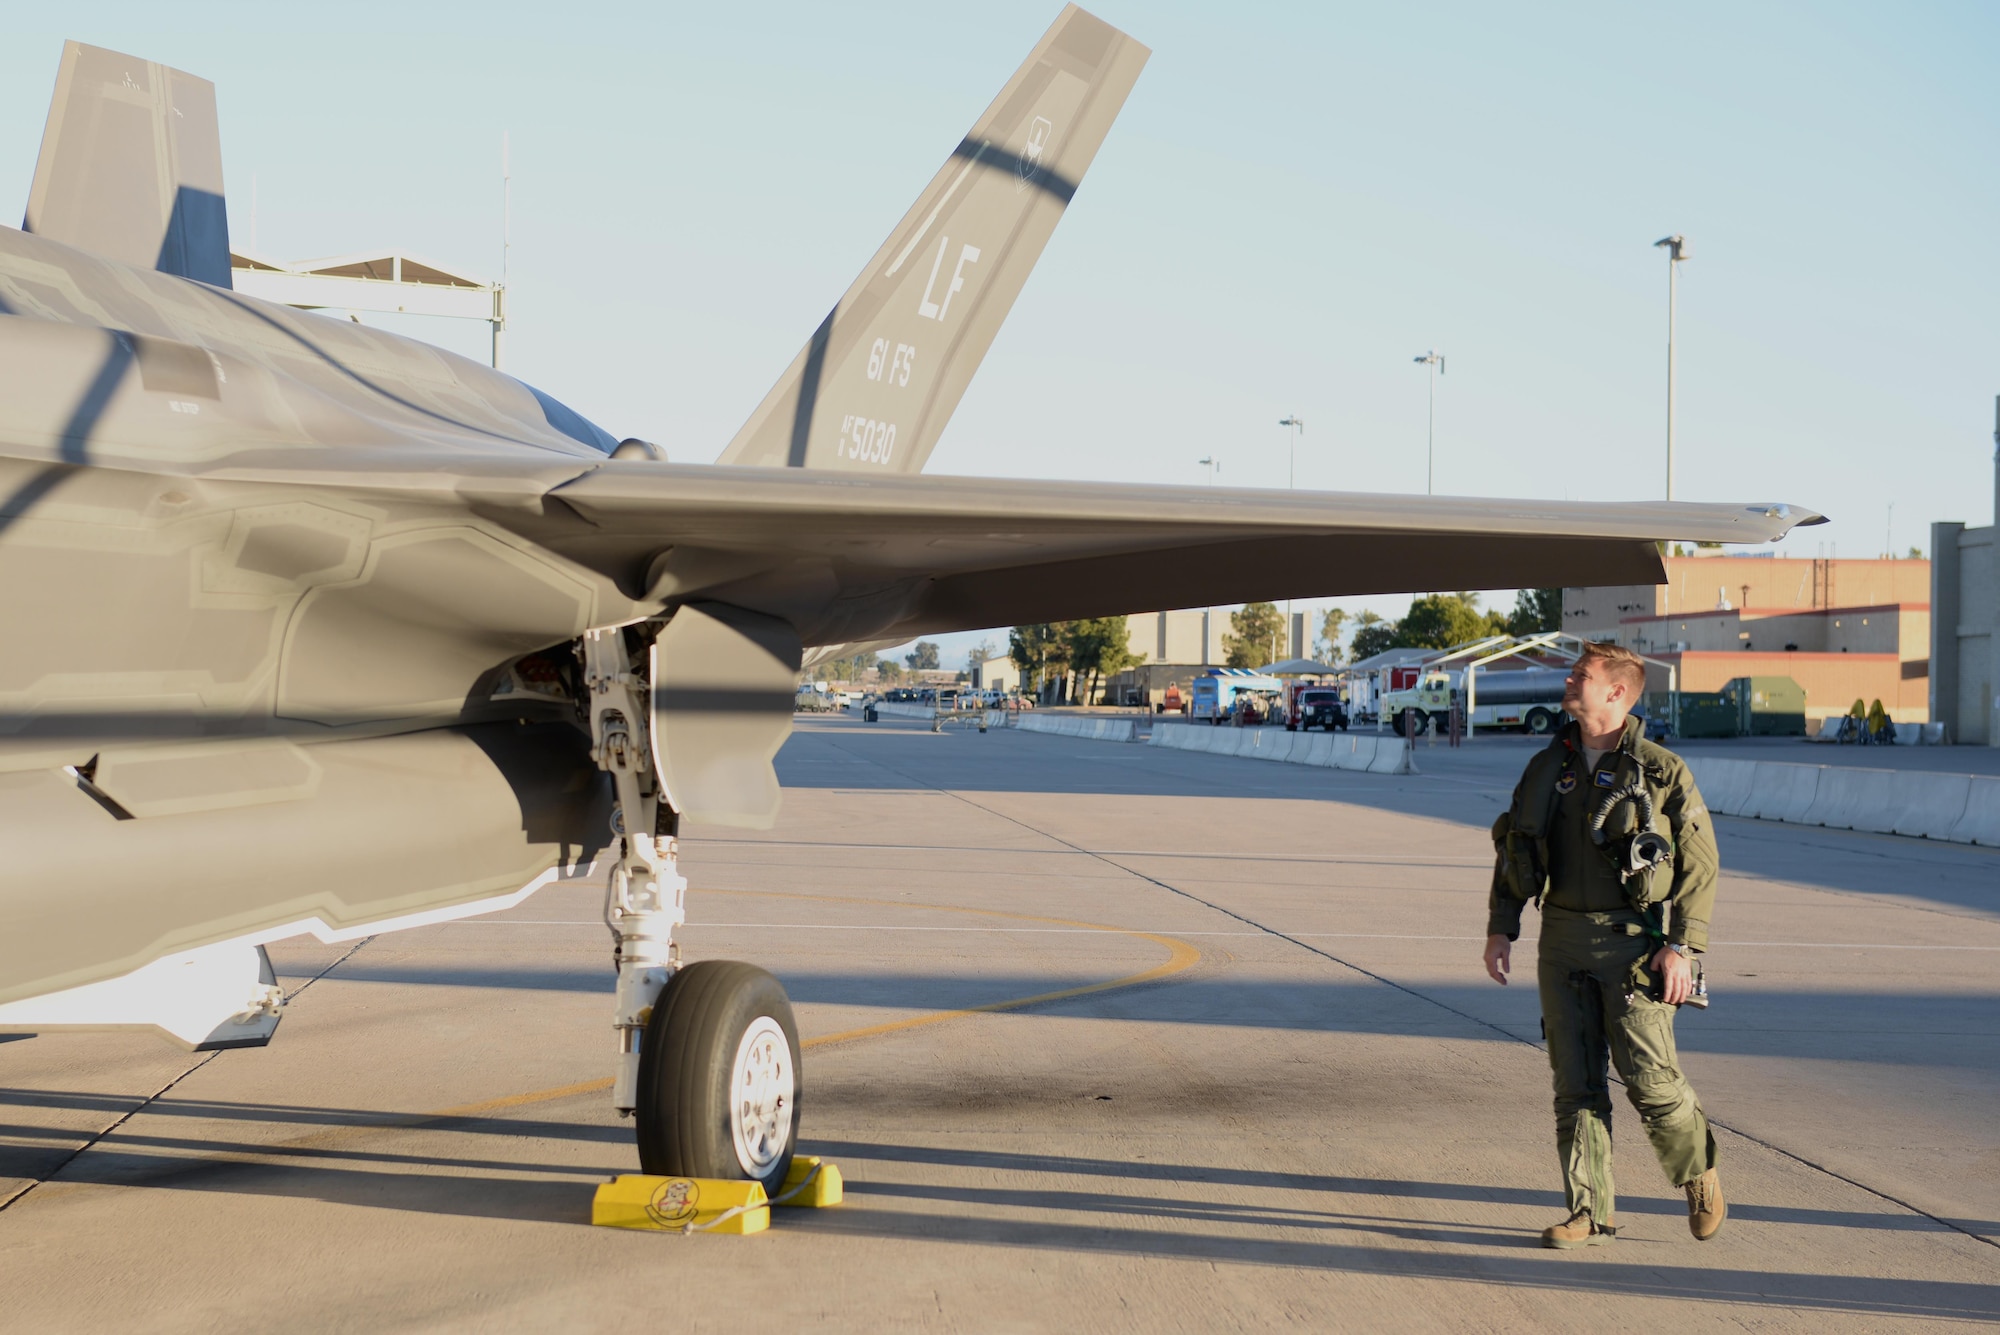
[1652,945,1693,1005]
[1483,934,1512,985]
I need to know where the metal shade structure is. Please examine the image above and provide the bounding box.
[1258,657,1336,676]
[231,247,505,364]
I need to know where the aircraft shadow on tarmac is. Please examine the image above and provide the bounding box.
[5,1084,1995,1320]
[305,960,2000,1073]
[771,1155,2000,1323]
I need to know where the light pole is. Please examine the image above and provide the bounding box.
[1654,234,1688,500]
[1412,351,1443,494]
[1276,417,1304,657]
[1197,455,1220,485]
[1278,415,1304,489]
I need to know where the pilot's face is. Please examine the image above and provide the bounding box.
[1563,658,1620,715]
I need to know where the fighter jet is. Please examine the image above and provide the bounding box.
[0,8,1818,1195]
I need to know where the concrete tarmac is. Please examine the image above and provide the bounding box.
[3,715,1997,1331]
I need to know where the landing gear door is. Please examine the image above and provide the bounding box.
[649,602,802,829]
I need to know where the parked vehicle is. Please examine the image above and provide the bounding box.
[1379,666,1568,736]
[1286,685,1349,732]
[1190,669,1285,724]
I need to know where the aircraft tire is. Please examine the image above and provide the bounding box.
[636,960,800,1193]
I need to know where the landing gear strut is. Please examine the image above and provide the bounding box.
[582,628,800,1183]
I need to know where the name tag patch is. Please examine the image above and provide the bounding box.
[1593,770,1617,788]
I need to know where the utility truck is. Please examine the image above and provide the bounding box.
[1379,666,1569,736]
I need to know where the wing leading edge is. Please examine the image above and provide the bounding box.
[541,466,1822,643]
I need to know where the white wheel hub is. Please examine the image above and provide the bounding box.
[729,1015,794,1176]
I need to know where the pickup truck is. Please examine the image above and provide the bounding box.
[1286,685,1349,732]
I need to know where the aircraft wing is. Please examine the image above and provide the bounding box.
[190,451,1822,648]
[540,463,1819,644]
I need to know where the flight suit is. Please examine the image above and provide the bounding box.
[1488,715,1719,1225]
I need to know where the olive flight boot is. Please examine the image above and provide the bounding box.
[1541,1209,1616,1249]
[1685,1167,1726,1241]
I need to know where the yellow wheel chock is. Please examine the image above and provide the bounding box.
[591,1159,841,1233]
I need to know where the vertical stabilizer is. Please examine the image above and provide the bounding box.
[23,41,233,288]
[716,5,1148,472]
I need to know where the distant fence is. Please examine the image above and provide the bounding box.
[1686,756,2000,846]
[1149,723,1416,776]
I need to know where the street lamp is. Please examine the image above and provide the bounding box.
[1197,455,1220,485]
[1278,415,1304,489]
[1654,234,1689,500]
[1276,417,1304,655]
[1412,350,1444,494]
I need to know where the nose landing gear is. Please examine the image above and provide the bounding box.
[583,628,800,1187]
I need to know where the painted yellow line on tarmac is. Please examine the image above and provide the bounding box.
[349,889,1199,1126]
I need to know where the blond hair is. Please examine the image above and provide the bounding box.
[1578,641,1647,698]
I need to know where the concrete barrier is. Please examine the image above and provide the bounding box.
[1804,766,1903,832]
[1142,722,1418,777]
[1883,772,1975,841]
[1016,712,1137,743]
[1685,757,1753,818]
[1746,761,1822,824]
[1368,736,1417,775]
[1949,777,2000,846]
[1687,754,2000,847]
[1331,734,1377,772]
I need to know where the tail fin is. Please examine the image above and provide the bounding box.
[716,5,1148,472]
[23,41,233,287]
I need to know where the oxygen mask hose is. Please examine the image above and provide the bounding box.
[1590,777,1674,883]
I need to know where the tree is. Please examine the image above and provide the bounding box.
[1349,609,1395,661]
[814,650,881,683]
[1394,592,1503,650]
[1507,588,1562,636]
[1009,624,1069,699]
[964,639,996,674]
[1065,617,1138,706]
[1224,601,1284,668]
[1315,608,1349,665]
[905,640,941,671]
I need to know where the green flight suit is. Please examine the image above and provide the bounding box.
[1488,715,1720,1225]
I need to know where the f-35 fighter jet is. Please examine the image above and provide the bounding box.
[0,8,1818,1193]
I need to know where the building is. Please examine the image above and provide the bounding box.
[1566,555,1932,727]
[1931,413,2000,745]
[1097,609,1238,708]
[972,654,1020,694]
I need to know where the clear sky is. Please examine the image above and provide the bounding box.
[5,2,1995,667]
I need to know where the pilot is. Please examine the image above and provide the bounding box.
[1481,641,1725,1249]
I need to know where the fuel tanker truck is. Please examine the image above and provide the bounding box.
[1380,666,1570,736]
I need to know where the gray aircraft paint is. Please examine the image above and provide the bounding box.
[0,12,1821,1011]
[717,5,1149,474]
